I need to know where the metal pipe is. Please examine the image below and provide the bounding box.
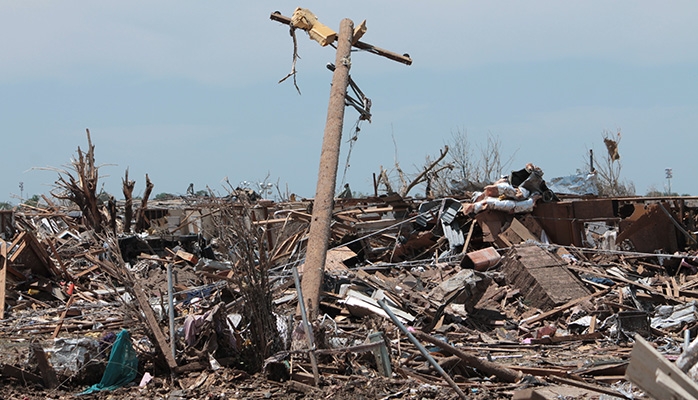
[167,263,176,364]
[377,299,467,399]
[292,266,320,386]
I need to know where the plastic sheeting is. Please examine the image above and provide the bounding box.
[79,329,138,395]
[47,337,100,376]
[471,197,535,214]
[546,173,598,196]
[463,164,550,216]
[652,302,698,330]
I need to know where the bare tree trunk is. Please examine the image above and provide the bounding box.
[135,174,154,232]
[377,167,394,194]
[108,196,117,234]
[122,169,135,233]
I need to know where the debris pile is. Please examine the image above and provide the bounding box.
[4,139,698,399]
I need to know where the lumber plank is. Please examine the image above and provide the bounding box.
[522,288,610,326]
[626,334,698,400]
[131,278,178,370]
[31,343,59,389]
[1,363,44,385]
[656,369,696,400]
[52,295,76,339]
[548,376,631,399]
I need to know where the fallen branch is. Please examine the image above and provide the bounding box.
[278,27,302,95]
[411,329,524,384]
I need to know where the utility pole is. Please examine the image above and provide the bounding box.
[271,9,410,319]
[300,18,353,320]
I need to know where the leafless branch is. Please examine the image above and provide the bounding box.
[400,145,450,197]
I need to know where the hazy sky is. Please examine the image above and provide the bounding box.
[1,1,697,203]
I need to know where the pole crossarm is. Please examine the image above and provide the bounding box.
[270,11,412,66]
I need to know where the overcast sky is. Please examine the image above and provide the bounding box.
[1,1,697,203]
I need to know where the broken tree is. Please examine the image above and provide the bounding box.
[52,129,105,234]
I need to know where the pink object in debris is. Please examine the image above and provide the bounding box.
[139,372,153,387]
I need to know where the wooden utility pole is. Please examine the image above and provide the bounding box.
[300,18,354,319]
[271,9,410,319]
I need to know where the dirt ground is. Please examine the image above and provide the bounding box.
[1,372,509,400]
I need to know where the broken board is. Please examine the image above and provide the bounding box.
[626,334,698,400]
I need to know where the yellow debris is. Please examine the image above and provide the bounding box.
[290,7,337,47]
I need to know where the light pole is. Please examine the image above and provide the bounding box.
[665,168,673,196]
[259,182,274,199]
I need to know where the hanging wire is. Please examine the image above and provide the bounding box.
[326,63,372,122]
[340,118,363,188]
[346,75,372,122]
[325,62,372,190]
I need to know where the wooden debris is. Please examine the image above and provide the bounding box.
[411,330,524,383]
[131,275,178,371]
[626,334,698,399]
[0,241,6,320]
[31,343,58,389]
[2,363,44,385]
[51,294,76,339]
[5,132,698,399]
[502,244,590,311]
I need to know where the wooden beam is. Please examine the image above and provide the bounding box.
[462,220,476,254]
[548,376,632,399]
[52,295,76,339]
[656,369,696,400]
[2,363,43,385]
[411,330,523,383]
[47,238,70,280]
[7,232,26,263]
[32,343,59,389]
[131,278,178,371]
[522,288,611,326]
[74,265,99,278]
[352,20,367,44]
[626,334,698,399]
